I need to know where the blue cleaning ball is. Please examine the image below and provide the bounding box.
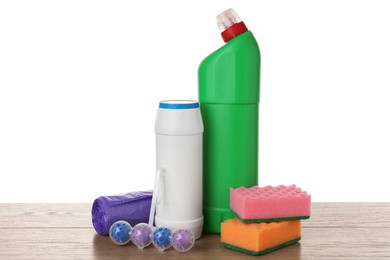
[109,220,132,245]
[152,227,172,251]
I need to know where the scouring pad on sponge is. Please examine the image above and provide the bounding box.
[221,218,301,255]
[230,185,311,223]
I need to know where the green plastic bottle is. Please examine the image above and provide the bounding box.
[198,8,260,233]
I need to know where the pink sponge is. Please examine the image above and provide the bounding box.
[230,185,311,223]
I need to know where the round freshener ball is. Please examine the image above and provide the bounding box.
[171,229,195,252]
[131,223,153,249]
[152,227,172,251]
[109,220,132,245]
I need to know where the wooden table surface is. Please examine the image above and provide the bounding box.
[0,203,389,259]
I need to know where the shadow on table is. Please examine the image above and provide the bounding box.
[93,234,164,260]
[256,242,302,260]
[93,233,302,260]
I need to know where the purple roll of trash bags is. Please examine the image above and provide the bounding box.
[92,191,152,235]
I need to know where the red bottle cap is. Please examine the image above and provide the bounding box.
[217,8,248,42]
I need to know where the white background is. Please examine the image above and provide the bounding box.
[1,0,389,202]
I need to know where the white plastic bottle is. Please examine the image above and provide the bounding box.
[154,100,204,239]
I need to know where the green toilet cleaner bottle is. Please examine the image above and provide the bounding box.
[199,8,261,233]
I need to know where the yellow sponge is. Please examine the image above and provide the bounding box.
[221,218,301,255]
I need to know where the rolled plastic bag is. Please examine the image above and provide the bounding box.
[92,191,152,235]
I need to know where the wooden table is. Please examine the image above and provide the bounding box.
[0,203,389,259]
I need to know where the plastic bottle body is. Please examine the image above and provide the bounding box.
[199,31,260,233]
[154,101,204,239]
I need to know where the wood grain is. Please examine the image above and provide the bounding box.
[0,203,389,259]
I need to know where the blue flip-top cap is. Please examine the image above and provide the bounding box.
[159,100,199,109]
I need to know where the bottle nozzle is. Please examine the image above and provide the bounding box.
[216,8,248,43]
